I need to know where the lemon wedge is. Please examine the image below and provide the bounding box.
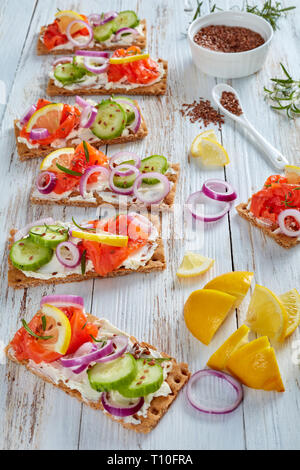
[71,230,128,247]
[196,138,230,167]
[204,271,253,306]
[55,10,87,35]
[26,103,64,134]
[284,164,300,184]
[41,304,71,355]
[190,129,218,158]
[279,288,300,339]
[40,148,75,170]
[176,252,214,278]
[207,324,250,371]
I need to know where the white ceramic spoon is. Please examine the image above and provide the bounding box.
[212,83,289,170]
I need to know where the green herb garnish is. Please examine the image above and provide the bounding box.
[72,217,96,232]
[22,319,53,340]
[264,63,300,118]
[81,321,87,330]
[81,249,87,275]
[146,357,171,363]
[83,141,89,162]
[90,335,106,345]
[192,1,203,21]
[246,1,296,31]
[41,315,47,331]
[56,163,82,177]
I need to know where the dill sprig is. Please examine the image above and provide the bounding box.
[246,1,296,31]
[264,63,300,118]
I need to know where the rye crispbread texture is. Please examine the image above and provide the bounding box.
[30,163,180,211]
[47,60,168,96]
[236,200,299,249]
[7,215,166,289]
[37,19,147,56]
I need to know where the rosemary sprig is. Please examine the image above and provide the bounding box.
[81,249,87,275]
[56,163,82,177]
[83,141,89,162]
[246,1,296,31]
[72,217,96,232]
[264,63,300,118]
[22,319,53,340]
[41,315,47,331]
[192,1,203,21]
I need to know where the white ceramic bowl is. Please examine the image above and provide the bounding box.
[188,11,273,79]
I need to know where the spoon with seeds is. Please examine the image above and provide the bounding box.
[212,83,289,170]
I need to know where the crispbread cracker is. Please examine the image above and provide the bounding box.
[236,200,299,249]
[31,163,180,211]
[5,316,190,433]
[8,215,166,289]
[14,101,148,161]
[47,60,168,96]
[37,19,147,56]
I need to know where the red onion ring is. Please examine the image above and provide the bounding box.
[15,217,55,241]
[30,128,50,141]
[56,241,81,268]
[61,340,114,369]
[278,209,300,237]
[75,95,90,108]
[36,171,57,194]
[109,165,140,195]
[99,11,118,25]
[80,104,98,128]
[88,13,102,26]
[133,172,170,205]
[95,335,128,363]
[114,99,141,133]
[202,179,237,202]
[186,190,231,222]
[40,294,84,310]
[101,392,144,417]
[83,56,109,74]
[186,369,243,415]
[80,165,110,198]
[113,27,139,41]
[66,20,93,47]
[109,151,141,170]
[76,50,111,58]
[20,104,37,126]
[52,56,73,67]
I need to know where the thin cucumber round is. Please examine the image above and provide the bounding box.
[10,238,53,272]
[112,11,139,30]
[117,99,135,126]
[54,63,86,85]
[90,100,126,140]
[118,358,163,398]
[93,22,115,42]
[140,155,169,184]
[113,163,137,188]
[73,56,94,76]
[29,225,68,249]
[88,354,137,392]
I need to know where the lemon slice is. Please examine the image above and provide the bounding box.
[109,54,150,64]
[55,10,87,35]
[279,288,300,339]
[197,138,230,167]
[26,103,64,134]
[41,304,71,355]
[40,147,75,170]
[176,252,214,278]
[284,164,300,184]
[71,230,128,247]
[190,129,218,158]
[204,271,253,306]
[246,285,288,343]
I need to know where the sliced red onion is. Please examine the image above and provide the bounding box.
[109,151,141,170]
[56,241,81,268]
[109,165,140,195]
[68,223,95,237]
[133,172,170,205]
[278,209,300,237]
[114,99,141,133]
[99,11,118,25]
[80,165,110,198]
[202,179,237,202]
[88,13,102,26]
[75,95,90,108]
[66,20,93,47]
[95,335,128,363]
[20,105,37,126]
[76,50,110,58]
[30,128,50,141]
[14,217,55,241]
[101,392,144,417]
[186,190,231,222]
[40,295,84,309]
[36,171,57,194]
[61,340,113,369]
[83,56,109,74]
[80,105,98,128]
[52,56,73,67]
[186,369,243,415]
[113,28,139,42]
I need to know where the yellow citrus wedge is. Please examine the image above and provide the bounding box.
[246,285,288,343]
[284,164,300,184]
[226,336,285,392]
[184,289,236,345]
[204,271,253,307]
[55,10,87,35]
[71,230,128,247]
[207,324,250,371]
[40,147,75,170]
[40,304,71,355]
[279,288,300,339]
[176,252,214,278]
[190,129,218,158]
[196,137,230,167]
[26,103,64,134]
[109,54,150,64]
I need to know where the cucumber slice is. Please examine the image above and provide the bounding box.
[118,358,163,398]
[93,22,115,42]
[73,56,94,76]
[117,99,135,126]
[10,238,53,272]
[29,225,68,249]
[54,63,87,85]
[140,155,169,185]
[112,11,139,30]
[88,354,137,392]
[113,165,137,188]
[90,100,126,140]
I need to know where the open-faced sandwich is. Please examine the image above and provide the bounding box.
[8,212,165,289]
[5,294,190,433]
[15,97,147,161]
[47,47,167,96]
[31,142,179,210]
[37,9,146,55]
[236,168,300,248]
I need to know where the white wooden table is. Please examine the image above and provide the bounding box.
[0,0,299,450]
